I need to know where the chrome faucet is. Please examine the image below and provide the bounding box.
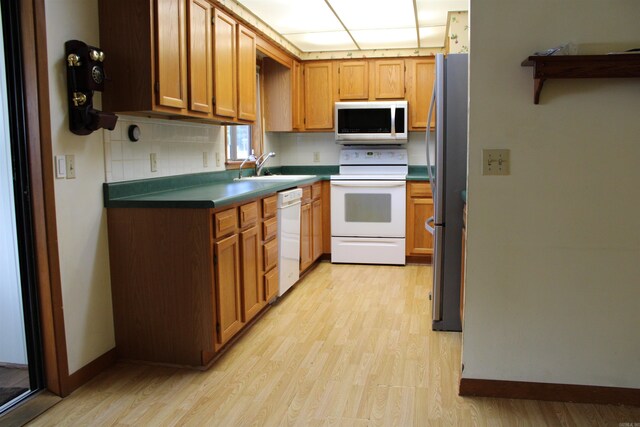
[256,152,276,176]
[238,152,256,179]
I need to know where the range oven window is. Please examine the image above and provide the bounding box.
[344,193,392,223]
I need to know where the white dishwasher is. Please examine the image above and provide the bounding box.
[277,188,303,297]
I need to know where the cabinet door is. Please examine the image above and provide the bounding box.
[373,59,405,99]
[406,58,435,129]
[312,198,323,261]
[187,0,212,114]
[213,8,237,118]
[240,226,263,322]
[292,60,305,130]
[304,62,333,129]
[237,24,256,121]
[214,234,243,348]
[406,195,434,256]
[156,0,188,109]
[264,267,279,303]
[338,61,369,100]
[300,202,312,271]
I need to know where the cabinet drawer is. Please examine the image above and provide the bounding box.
[239,201,258,228]
[300,186,312,202]
[214,208,237,238]
[263,238,278,271]
[311,182,321,200]
[409,182,432,198]
[262,216,278,241]
[264,267,279,302]
[262,195,277,219]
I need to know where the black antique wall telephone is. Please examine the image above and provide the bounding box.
[65,40,117,135]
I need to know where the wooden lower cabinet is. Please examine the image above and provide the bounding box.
[214,234,243,349]
[240,225,263,323]
[300,201,313,272]
[264,267,279,302]
[406,182,434,257]
[312,198,323,260]
[300,183,324,273]
[106,194,279,368]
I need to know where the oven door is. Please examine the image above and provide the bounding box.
[330,180,406,238]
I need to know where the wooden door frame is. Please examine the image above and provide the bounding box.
[20,0,70,396]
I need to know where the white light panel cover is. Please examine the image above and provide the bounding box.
[419,26,447,48]
[415,0,468,26]
[236,0,468,52]
[286,31,358,52]
[351,28,419,50]
[327,0,415,30]
[237,0,343,34]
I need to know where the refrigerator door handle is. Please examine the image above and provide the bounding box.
[424,216,435,235]
[425,80,437,196]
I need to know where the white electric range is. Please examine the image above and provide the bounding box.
[330,147,408,265]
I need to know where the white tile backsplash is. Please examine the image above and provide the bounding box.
[103,115,226,182]
[274,131,429,166]
[103,116,430,183]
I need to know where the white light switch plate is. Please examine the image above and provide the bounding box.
[65,154,76,179]
[482,149,510,176]
[55,155,66,179]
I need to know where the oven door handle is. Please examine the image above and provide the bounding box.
[425,216,435,235]
[330,181,405,188]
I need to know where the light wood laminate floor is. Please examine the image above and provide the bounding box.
[29,263,640,426]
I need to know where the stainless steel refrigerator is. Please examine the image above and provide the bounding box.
[425,53,468,332]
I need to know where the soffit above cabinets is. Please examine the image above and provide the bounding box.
[235,0,468,52]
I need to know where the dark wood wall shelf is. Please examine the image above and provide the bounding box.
[521,54,640,104]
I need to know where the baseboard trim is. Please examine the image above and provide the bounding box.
[406,255,431,264]
[459,378,640,406]
[65,348,117,394]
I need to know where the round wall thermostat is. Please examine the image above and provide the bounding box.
[127,125,140,142]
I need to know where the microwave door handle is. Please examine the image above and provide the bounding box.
[390,105,396,137]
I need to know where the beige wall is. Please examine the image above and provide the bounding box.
[45,0,114,373]
[463,0,640,387]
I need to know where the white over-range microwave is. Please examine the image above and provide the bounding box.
[334,100,408,144]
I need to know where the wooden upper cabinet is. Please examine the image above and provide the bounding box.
[338,61,369,100]
[237,25,256,121]
[292,60,305,130]
[406,57,436,130]
[213,8,237,118]
[187,0,212,114]
[304,61,334,130]
[373,59,405,99]
[156,0,188,109]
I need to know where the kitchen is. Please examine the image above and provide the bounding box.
[2,0,639,424]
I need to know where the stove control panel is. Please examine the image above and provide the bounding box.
[339,147,408,165]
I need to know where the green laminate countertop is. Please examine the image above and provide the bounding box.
[104,165,431,209]
[104,166,336,209]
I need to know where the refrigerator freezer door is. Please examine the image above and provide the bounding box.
[432,225,444,321]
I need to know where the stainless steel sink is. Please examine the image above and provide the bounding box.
[235,175,315,182]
